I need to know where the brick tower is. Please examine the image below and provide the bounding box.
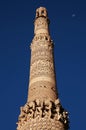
[17,7,69,130]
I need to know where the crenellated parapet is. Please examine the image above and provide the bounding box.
[17,99,69,130]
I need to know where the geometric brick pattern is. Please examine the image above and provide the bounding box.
[17,99,69,130]
[17,7,69,130]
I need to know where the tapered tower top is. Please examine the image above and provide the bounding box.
[36,7,48,18]
[34,7,50,35]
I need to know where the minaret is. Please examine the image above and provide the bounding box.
[17,7,69,130]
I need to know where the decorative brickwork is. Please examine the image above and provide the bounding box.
[17,7,69,130]
[17,99,69,130]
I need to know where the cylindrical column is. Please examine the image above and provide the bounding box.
[34,7,50,35]
[28,7,58,102]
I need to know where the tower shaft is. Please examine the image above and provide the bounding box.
[28,7,57,102]
[17,7,69,130]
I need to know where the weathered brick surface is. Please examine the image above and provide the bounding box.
[18,117,65,130]
[17,7,69,130]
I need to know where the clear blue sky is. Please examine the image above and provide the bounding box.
[0,0,86,129]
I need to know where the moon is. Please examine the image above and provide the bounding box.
[72,14,76,17]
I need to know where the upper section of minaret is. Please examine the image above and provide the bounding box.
[28,7,57,102]
[34,7,50,35]
[35,7,48,18]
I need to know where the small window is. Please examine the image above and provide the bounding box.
[45,36,48,40]
[41,10,44,15]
